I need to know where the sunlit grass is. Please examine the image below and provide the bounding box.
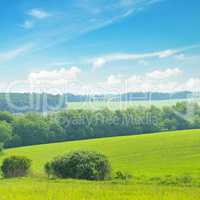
[0,178,200,200]
[2,129,200,178]
[1,130,200,199]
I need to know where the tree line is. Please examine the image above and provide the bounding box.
[0,93,65,113]
[0,101,200,150]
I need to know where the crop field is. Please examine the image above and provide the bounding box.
[1,129,200,199]
[67,99,190,110]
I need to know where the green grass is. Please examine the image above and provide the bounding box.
[0,178,200,200]
[2,129,200,177]
[67,99,189,110]
[1,129,200,199]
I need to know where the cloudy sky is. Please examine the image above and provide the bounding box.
[0,0,200,94]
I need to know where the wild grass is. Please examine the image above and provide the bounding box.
[1,129,200,199]
[2,129,200,178]
[0,178,200,200]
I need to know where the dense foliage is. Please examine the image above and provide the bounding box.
[0,120,12,151]
[0,102,200,148]
[45,151,111,180]
[0,93,65,113]
[1,156,31,178]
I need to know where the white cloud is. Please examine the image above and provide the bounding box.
[126,78,179,92]
[98,68,183,93]
[127,75,143,84]
[21,20,34,29]
[146,68,182,80]
[1,68,200,94]
[91,44,200,69]
[106,75,122,86]
[0,44,33,63]
[93,58,106,69]
[28,67,81,93]
[29,67,81,82]
[28,9,50,19]
[157,49,177,58]
[21,9,50,29]
[126,68,183,92]
[185,78,200,91]
[92,49,180,69]
[24,67,200,94]
[17,0,163,52]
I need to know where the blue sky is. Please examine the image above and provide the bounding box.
[0,0,200,94]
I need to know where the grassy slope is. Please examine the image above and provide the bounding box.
[1,130,200,200]
[2,129,200,178]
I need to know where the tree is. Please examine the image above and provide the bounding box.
[0,121,12,150]
[45,151,111,180]
[0,112,14,123]
[1,156,31,178]
[13,115,49,146]
[2,103,200,148]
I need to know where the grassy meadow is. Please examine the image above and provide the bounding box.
[2,129,200,177]
[1,178,200,200]
[1,129,200,199]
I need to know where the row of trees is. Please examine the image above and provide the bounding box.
[0,102,200,149]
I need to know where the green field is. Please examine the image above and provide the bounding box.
[1,178,200,200]
[67,99,190,110]
[1,129,200,199]
[2,129,200,177]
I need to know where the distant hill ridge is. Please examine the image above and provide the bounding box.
[65,91,193,102]
[0,91,194,113]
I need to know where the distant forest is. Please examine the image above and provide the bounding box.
[0,91,194,113]
[0,93,66,113]
[1,101,200,149]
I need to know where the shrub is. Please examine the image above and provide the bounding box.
[115,171,132,181]
[149,175,193,186]
[44,162,53,178]
[45,151,111,180]
[1,156,31,178]
[176,175,193,185]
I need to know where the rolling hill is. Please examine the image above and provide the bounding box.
[1,129,200,200]
[2,129,200,178]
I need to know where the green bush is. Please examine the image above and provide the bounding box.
[115,171,132,181]
[149,175,193,186]
[1,156,31,178]
[45,151,111,180]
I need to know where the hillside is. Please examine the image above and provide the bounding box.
[2,129,200,178]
